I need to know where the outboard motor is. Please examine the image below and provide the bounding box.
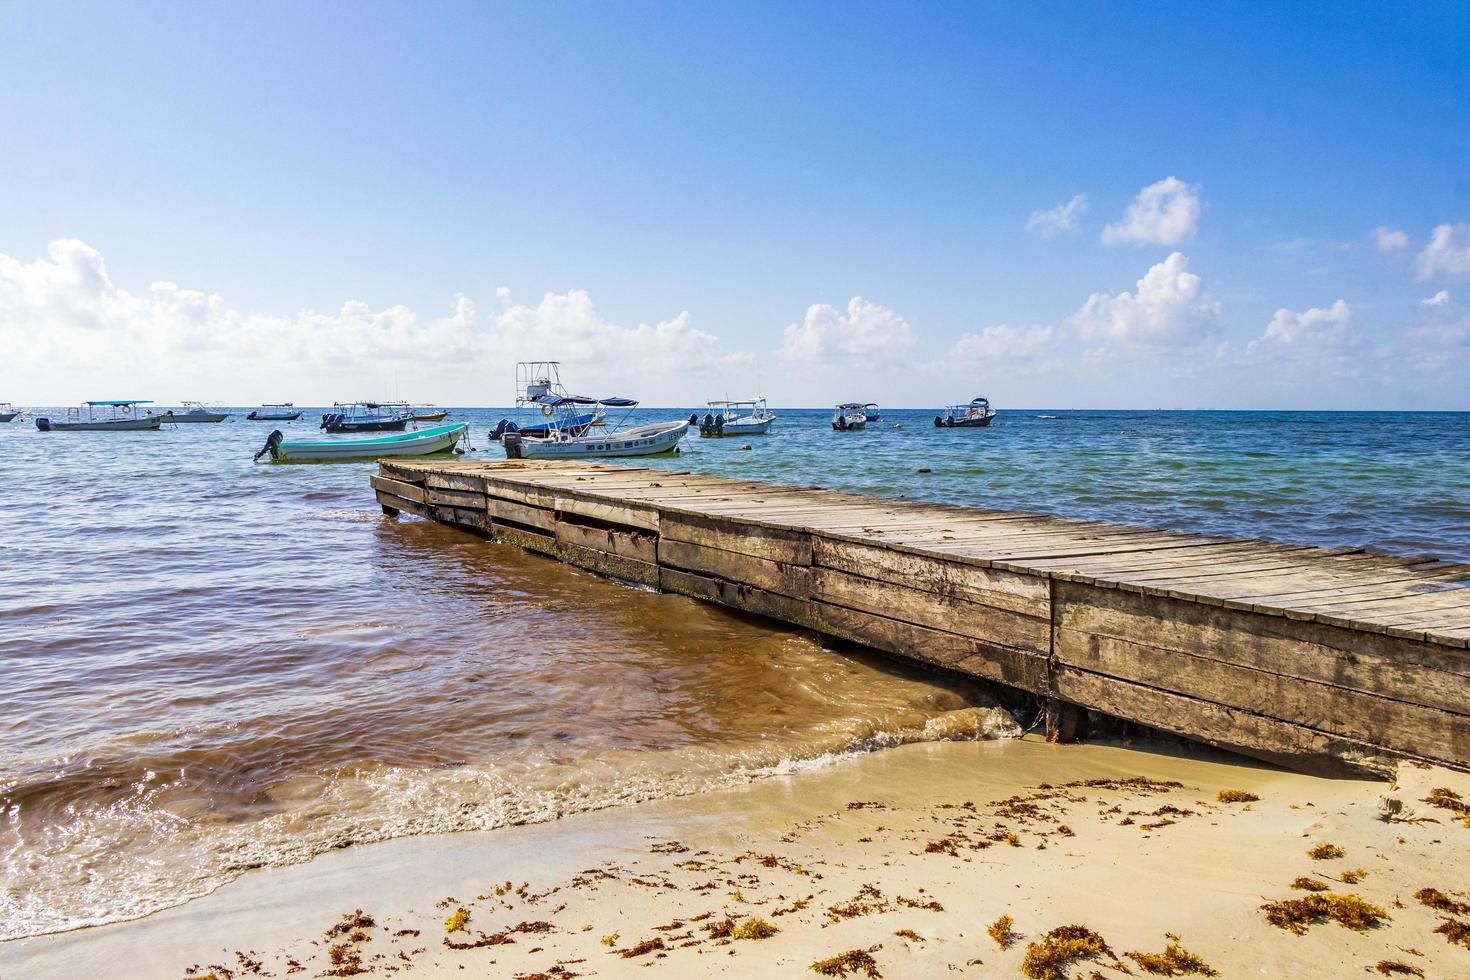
[253,429,284,462]
[934,415,944,427]
[502,431,523,459]
[35,417,51,431]
[490,418,517,440]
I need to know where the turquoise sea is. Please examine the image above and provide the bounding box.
[2,406,1467,942]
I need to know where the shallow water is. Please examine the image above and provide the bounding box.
[2,406,1466,939]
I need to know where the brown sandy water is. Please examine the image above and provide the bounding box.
[0,425,1015,940]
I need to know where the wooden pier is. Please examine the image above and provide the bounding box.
[371,459,1470,778]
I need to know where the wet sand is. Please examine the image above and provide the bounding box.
[6,736,1468,979]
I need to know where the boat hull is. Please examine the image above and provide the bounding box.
[935,415,994,428]
[321,416,411,433]
[269,423,468,462]
[700,417,773,437]
[505,421,688,459]
[248,411,303,421]
[832,416,866,431]
[158,412,231,423]
[0,412,19,423]
[413,411,448,422]
[36,416,162,431]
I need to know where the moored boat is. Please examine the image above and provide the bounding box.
[0,402,20,423]
[499,418,688,459]
[247,403,303,421]
[832,403,868,431]
[254,422,469,463]
[492,362,686,458]
[935,396,996,428]
[154,401,232,423]
[411,405,449,422]
[697,399,775,437]
[321,401,414,433]
[862,403,882,422]
[36,401,163,432]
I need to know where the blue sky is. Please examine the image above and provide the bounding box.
[2,1,1468,408]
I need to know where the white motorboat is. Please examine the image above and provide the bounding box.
[36,401,163,431]
[934,396,996,428]
[0,403,20,423]
[247,403,304,421]
[254,422,469,463]
[697,399,775,437]
[501,419,688,459]
[154,401,232,423]
[832,403,867,431]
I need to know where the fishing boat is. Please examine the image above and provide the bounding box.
[320,401,414,433]
[832,403,868,431]
[254,422,469,463]
[35,400,163,431]
[492,364,685,458]
[0,403,20,423]
[411,405,449,422]
[495,362,604,437]
[498,416,687,459]
[934,396,996,428]
[862,403,882,422]
[697,399,775,437]
[154,401,232,423]
[246,403,303,421]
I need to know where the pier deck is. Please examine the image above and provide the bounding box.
[372,459,1470,777]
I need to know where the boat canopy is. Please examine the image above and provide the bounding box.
[864,403,879,408]
[598,397,638,407]
[86,400,151,406]
[533,394,599,406]
[836,402,866,410]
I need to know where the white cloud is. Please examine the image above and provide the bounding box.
[1101,177,1202,246]
[1372,225,1409,252]
[1068,252,1220,347]
[1414,223,1470,281]
[1026,194,1087,236]
[946,323,1057,363]
[1422,289,1451,307]
[0,239,748,403]
[778,296,915,363]
[1246,300,1355,359]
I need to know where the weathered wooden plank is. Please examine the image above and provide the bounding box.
[1054,667,1403,778]
[811,535,1049,618]
[661,511,812,564]
[425,471,489,493]
[370,474,427,504]
[558,540,660,587]
[1055,627,1469,763]
[658,567,816,628]
[437,505,493,533]
[490,497,558,533]
[811,567,1050,654]
[490,522,559,557]
[657,538,811,599]
[425,486,487,510]
[375,489,430,519]
[554,519,658,565]
[1054,580,1470,709]
[378,462,430,484]
[813,602,1048,692]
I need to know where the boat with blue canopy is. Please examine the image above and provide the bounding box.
[832,403,868,431]
[36,400,162,431]
[254,422,469,463]
[934,396,996,428]
[491,361,686,459]
[697,399,775,437]
[320,401,414,433]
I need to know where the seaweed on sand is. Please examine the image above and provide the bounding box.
[1020,925,1112,980]
[732,917,780,940]
[811,947,882,977]
[619,937,666,958]
[892,929,924,942]
[1434,917,1470,949]
[1422,787,1470,828]
[987,914,1016,950]
[1289,876,1330,891]
[1125,934,1218,976]
[1216,789,1258,803]
[1260,894,1389,934]
[1415,887,1470,915]
[444,907,471,934]
[1307,843,1345,860]
[1374,962,1424,977]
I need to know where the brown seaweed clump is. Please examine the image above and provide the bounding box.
[1260,894,1389,934]
[892,929,924,942]
[811,947,881,977]
[325,910,376,939]
[444,906,471,934]
[732,917,780,940]
[1374,962,1424,977]
[619,937,667,958]
[1415,887,1470,915]
[1289,877,1330,892]
[988,914,1017,950]
[1307,843,1345,860]
[1020,925,1112,980]
[1434,917,1470,949]
[1125,934,1218,976]
[1216,789,1259,803]
[1338,868,1369,884]
[1423,787,1470,828]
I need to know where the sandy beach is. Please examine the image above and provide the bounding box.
[6,736,1467,980]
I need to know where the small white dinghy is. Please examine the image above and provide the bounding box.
[154,401,232,423]
[254,422,469,463]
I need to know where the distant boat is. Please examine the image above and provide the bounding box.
[411,405,449,422]
[862,403,882,422]
[496,362,602,437]
[0,402,20,423]
[36,400,163,431]
[935,397,996,428]
[499,417,688,459]
[493,362,686,458]
[833,403,868,431]
[246,403,303,421]
[320,401,414,433]
[254,422,469,463]
[698,399,775,437]
[153,401,232,423]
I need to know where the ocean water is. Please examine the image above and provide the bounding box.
[2,406,1467,940]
